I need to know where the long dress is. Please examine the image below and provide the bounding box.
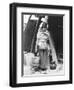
[36,30,50,69]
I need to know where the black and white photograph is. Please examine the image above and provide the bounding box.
[10,3,72,87]
[22,14,64,76]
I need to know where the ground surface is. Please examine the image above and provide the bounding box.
[23,63,64,77]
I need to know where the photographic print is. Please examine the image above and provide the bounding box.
[22,14,64,76]
[10,3,72,87]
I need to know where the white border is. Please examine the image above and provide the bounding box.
[16,7,70,83]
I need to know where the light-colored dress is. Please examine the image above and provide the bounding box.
[36,29,50,69]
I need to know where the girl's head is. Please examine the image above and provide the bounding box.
[41,16,48,23]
